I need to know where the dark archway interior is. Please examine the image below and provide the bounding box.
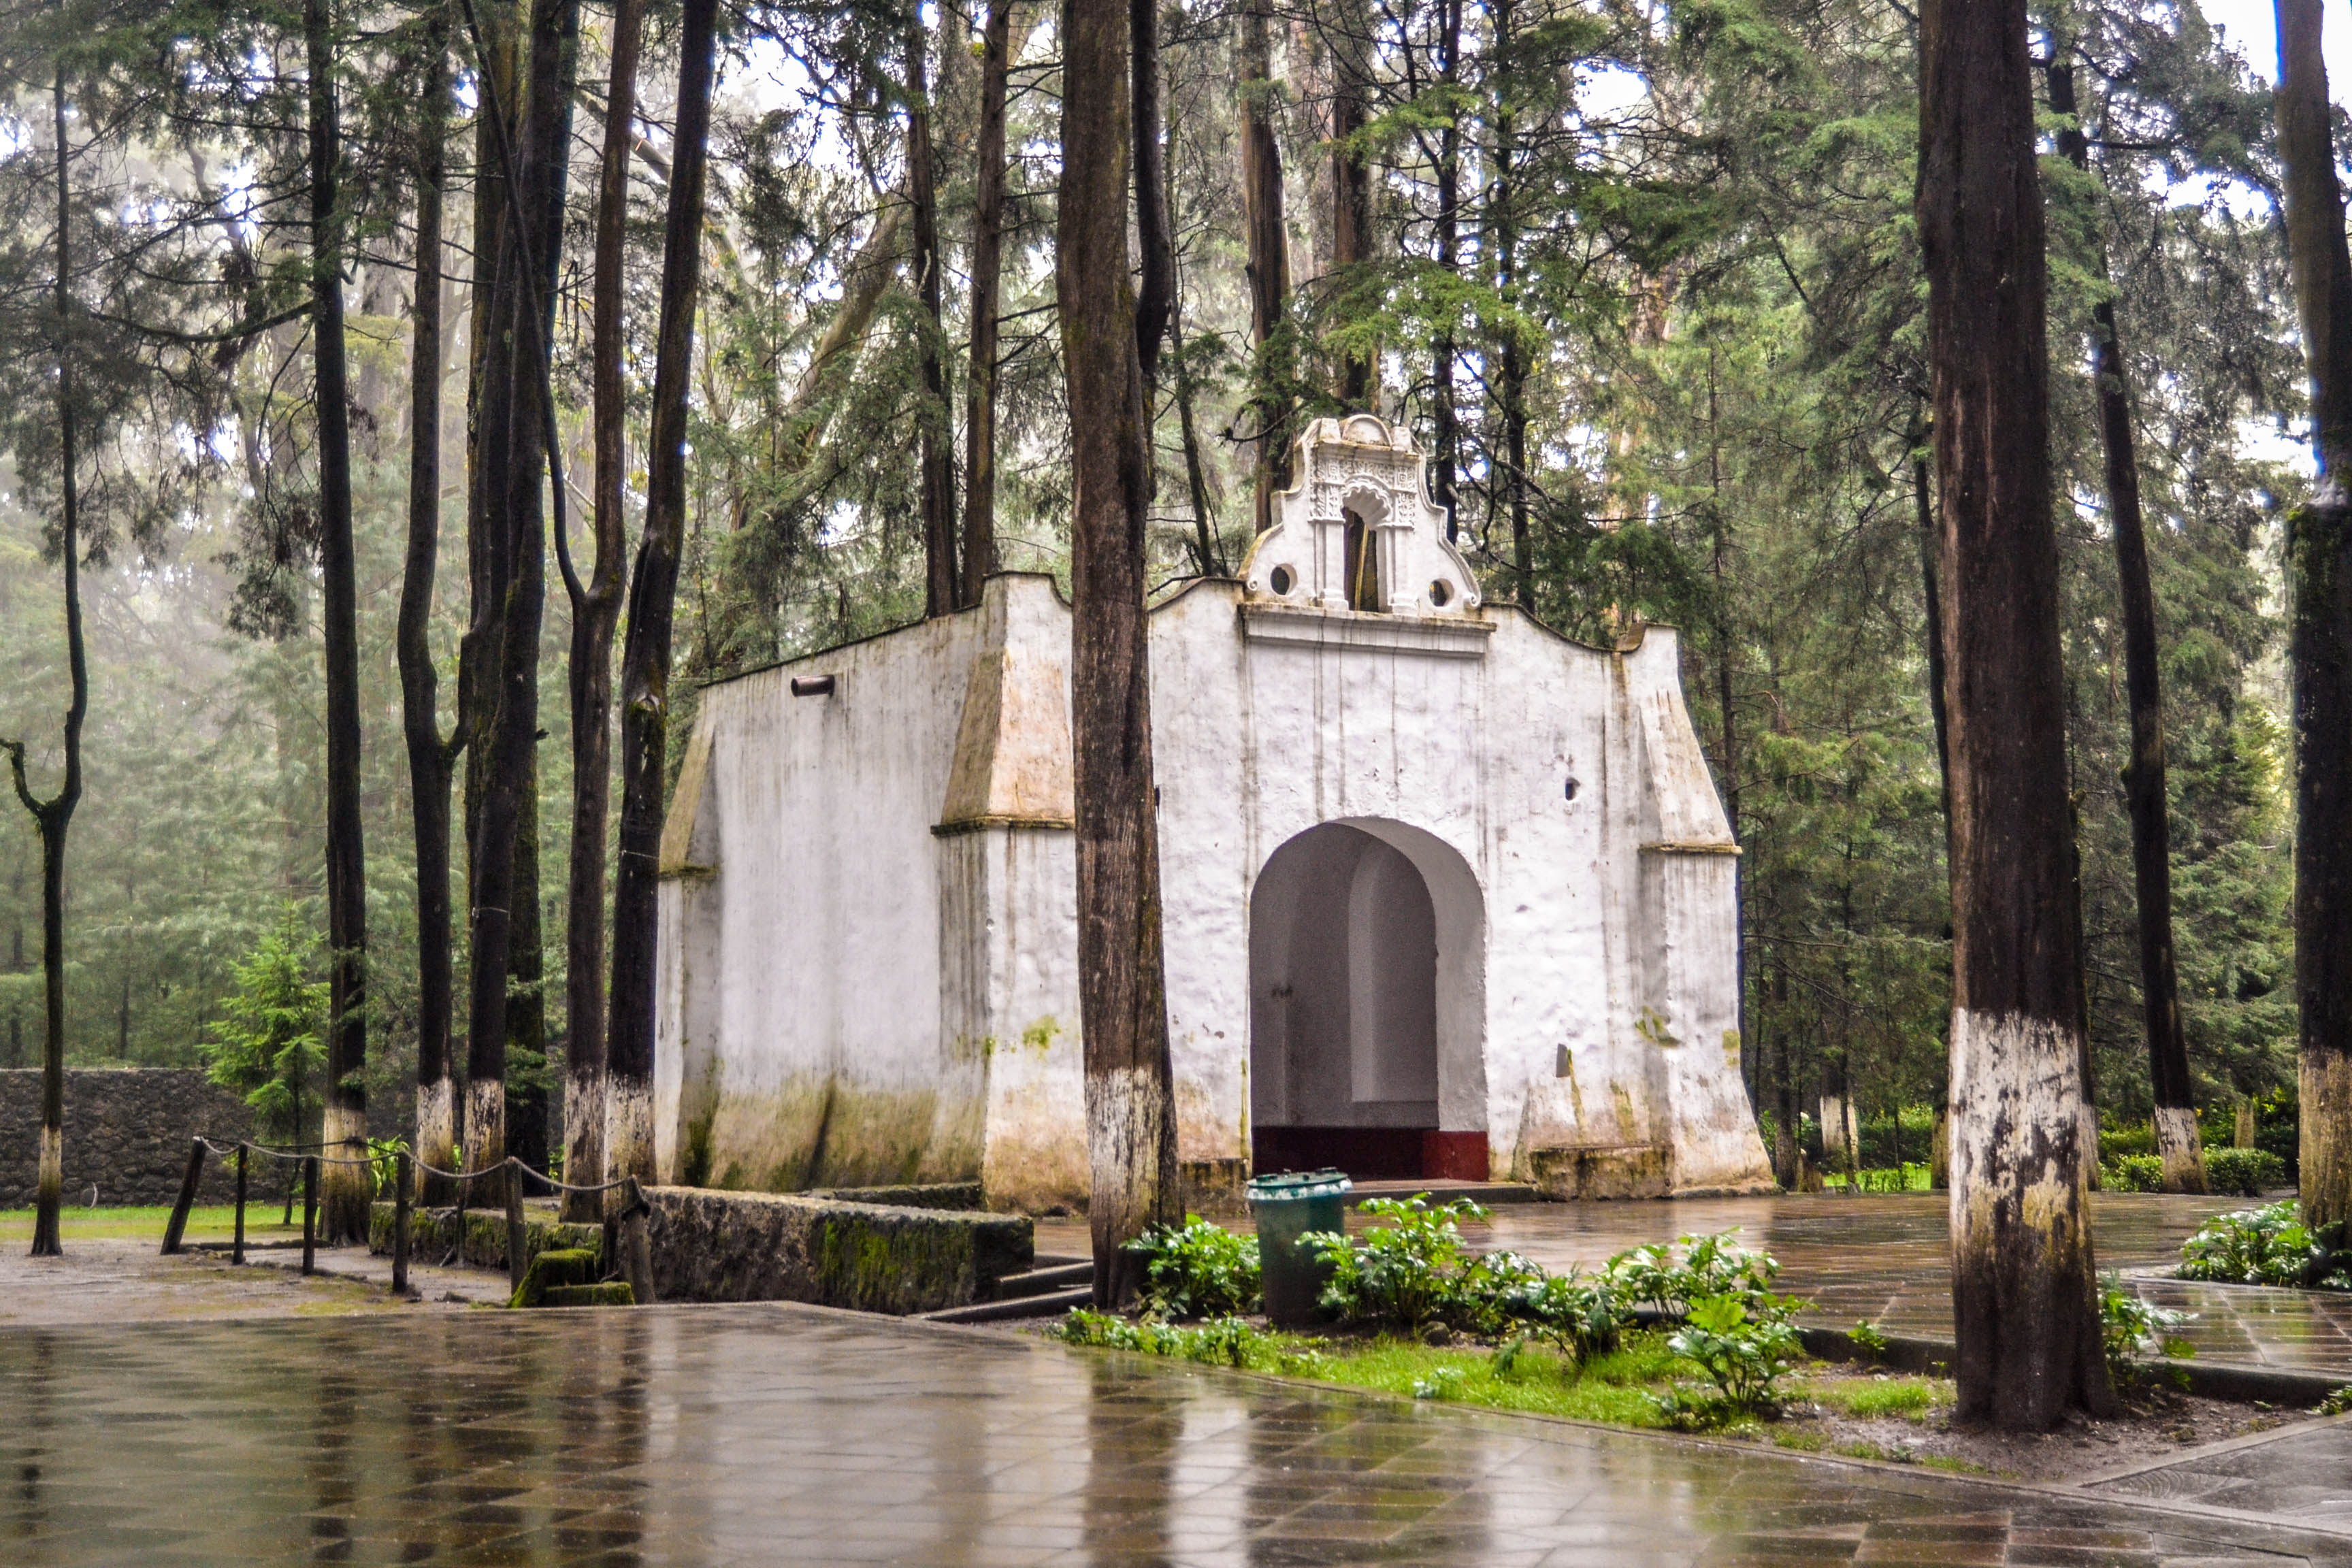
[1343,508,1382,611]
[1249,823,1440,1178]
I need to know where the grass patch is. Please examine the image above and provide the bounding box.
[1299,1333,1683,1428]
[0,1205,304,1243]
[1058,1319,1706,1430]
[1788,1373,1945,1419]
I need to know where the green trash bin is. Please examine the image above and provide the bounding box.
[1247,1169,1351,1326]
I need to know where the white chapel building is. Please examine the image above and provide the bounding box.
[652,414,1774,1210]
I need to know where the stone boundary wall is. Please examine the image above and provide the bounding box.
[0,1068,255,1208]
[648,1187,1034,1313]
[367,1188,1036,1315]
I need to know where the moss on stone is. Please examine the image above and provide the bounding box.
[368,1203,602,1273]
[510,1247,600,1308]
[645,1187,1032,1312]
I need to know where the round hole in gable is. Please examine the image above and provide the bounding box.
[1428,578,1452,608]
[1269,565,1296,597]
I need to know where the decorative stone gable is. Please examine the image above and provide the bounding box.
[1241,414,1482,617]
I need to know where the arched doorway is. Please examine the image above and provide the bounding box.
[1248,821,1488,1179]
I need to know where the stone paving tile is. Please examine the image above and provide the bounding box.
[3,1302,2351,1566]
[2089,1418,2352,1528]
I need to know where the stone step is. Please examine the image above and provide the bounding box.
[991,1261,1094,1301]
[920,1286,1092,1325]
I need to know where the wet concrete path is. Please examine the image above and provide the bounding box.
[7,1301,2352,1567]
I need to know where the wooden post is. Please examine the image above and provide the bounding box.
[620,1175,655,1305]
[161,1138,206,1256]
[301,1155,318,1276]
[233,1143,248,1264]
[505,1158,528,1296]
[392,1149,412,1296]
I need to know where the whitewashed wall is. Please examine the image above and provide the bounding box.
[655,419,1771,1204]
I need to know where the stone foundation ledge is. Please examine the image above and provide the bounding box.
[803,1181,985,1212]
[647,1187,1033,1313]
[371,1189,1034,1315]
[1526,1143,1672,1200]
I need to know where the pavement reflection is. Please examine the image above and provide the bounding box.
[4,1301,2351,1565]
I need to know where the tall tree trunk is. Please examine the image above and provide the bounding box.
[1710,376,1745,1100]
[2048,59,2202,1194]
[308,0,372,1243]
[1490,53,1529,606]
[457,0,523,1177]
[1060,0,1180,1307]
[401,19,461,1203]
[608,0,719,1190]
[5,74,88,1258]
[1239,0,1290,532]
[2271,0,2352,1243]
[1915,415,1956,1183]
[1131,0,1171,393]
[1166,112,1221,578]
[1429,0,1460,539]
[1914,425,1953,834]
[1769,957,1797,1188]
[1325,0,1372,405]
[506,756,547,1177]
[464,0,577,1177]
[562,0,644,1219]
[1919,0,2110,1428]
[961,0,1014,606]
[907,14,958,617]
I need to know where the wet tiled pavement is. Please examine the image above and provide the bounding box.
[7,1301,2352,1566]
[1045,1194,2352,1379]
[1469,1193,2352,1376]
[2092,1418,2352,1527]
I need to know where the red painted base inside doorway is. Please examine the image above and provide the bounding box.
[1250,1127,1490,1182]
[1420,1130,1490,1183]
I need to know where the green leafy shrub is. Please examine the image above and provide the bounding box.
[1449,1248,1548,1337]
[1124,1215,1261,1317]
[1505,1268,1627,1365]
[1307,1194,1489,1333]
[1823,1162,1933,1194]
[366,1137,408,1200]
[2180,1201,2326,1286]
[1411,1367,1467,1400]
[2098,1273,2195,1377]
[1848,1319,1889,1362]
[1654,1293,1800,1427]
[2099,1124,2155,1161]
[1603,1231,1783,1318]
[2205,1147,2288,1197]
[2102,1154,2163,1193]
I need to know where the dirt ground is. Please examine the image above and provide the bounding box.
[0,1236,506,1326]
[1765,1360,2315,1482]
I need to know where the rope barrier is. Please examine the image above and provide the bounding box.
[407,1154,636,1196]
[166,1136,657,1306]
[197,1137,375,1168]
[196,1136,639,1194]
